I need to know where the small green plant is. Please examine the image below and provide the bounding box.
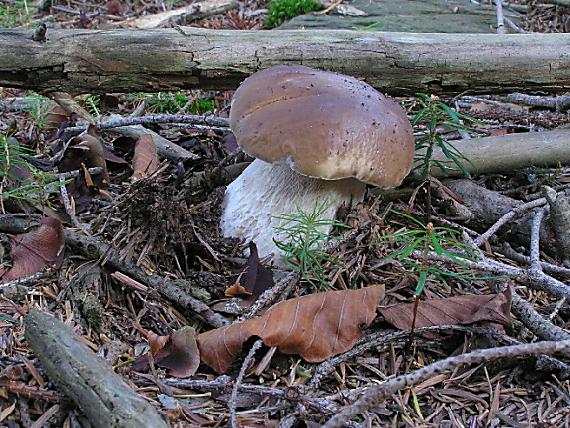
[402,93,480,181]
[18,93,51,128]
[189,98,215,114]
[0,0,34,27]
[372,210,482,296]
[273,200,348,289]
[132,92,215,114]
[265,0,322,28]
[85,95,101,120]
[0,134,59,209]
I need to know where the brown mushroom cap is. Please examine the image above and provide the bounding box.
[229,65,415,189]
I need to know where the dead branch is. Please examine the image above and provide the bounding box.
[1,28,570,95]
[65,113,230,134]
[474,198,547,247]
[496,242,570,278]
[25,308,169,428]
[322,340,570,428]
[307,325,514,390]
[229,339,263,428]
[426,130,570,177]
[510,288,570,343]
[545,189,570,267]
[444,179,553,249]
[507,93,570,111]
[415,250,570,300]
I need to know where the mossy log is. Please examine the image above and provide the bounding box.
[0,28,569,95]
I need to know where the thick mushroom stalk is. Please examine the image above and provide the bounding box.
[220,159,365,266]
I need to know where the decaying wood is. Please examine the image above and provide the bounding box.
[443,179,554,249]
[24,308,169,428]
[123,0,238,29]
[424,129,570,177]
[1,28,569,95]
[546,189,570,267]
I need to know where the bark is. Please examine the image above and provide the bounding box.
[1,28,569,95]
[24,309,169,428]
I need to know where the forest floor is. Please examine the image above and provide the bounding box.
[1,0,570,427]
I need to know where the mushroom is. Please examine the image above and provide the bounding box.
[220,65,414,266]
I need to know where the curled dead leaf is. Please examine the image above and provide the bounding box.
[225,272,252,297]
[132,135,159,180]
[197,285,385,373]
[58,132,109,189]
[379,288,512,330]
[147,331,170,356]
[0,217,64,283]
[133,327,200,378]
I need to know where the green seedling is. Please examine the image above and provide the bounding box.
[273,200,348,289]
[372,210,489,296]
[402,93,481,181]
[85,95,101,120]
[0,134,59,208]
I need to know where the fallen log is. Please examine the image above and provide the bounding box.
[424,129,570,177]
[25,308,169,428]
[1,28,569,95]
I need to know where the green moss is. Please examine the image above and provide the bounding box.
[265,0,322,28]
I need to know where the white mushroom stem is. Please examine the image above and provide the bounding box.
[220,159,366,267]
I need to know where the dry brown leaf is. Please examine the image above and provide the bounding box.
[58,132,109,189]
[132,135,159,180]
[379,288,512,330]
[147,331,170,356]
[133,327,200,377]
[197,285,385,373]
[0,217,64,283]
[225,272,251,297]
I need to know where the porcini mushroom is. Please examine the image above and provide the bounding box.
[220,65,414,266]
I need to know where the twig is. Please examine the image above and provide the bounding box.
[56,167,103,180]
[507,93,570,112]
[145,375,339,414]
[239,271,299,321]
[495,242,570,278]
[529,206,549,273]
[322,340,570,428]
[504,17,531,34]
[495,0,507,34]
[229,339,263,428]
[65,230,230,328]
[63,114,230,136]
[308,325,514,390]
[474,198,547,247]
[510,288,570,343]
[315,0,342,14]
[59,175,86,231]
[0,270,49,289]
[415,250,570,300]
